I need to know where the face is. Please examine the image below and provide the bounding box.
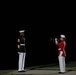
[20,32,24,36]
[60,37,64,40]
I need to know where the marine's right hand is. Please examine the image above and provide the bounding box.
[18,45,20,48]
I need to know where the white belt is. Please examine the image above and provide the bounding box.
[20,44,25,46]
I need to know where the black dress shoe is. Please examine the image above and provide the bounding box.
[58,72,65,74]
[18,70,25,72]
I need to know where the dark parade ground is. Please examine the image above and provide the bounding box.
[0,2,76,75]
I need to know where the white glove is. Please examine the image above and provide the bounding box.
[55,38,57,41]
[59,51,63,56]
[55,38,58,44]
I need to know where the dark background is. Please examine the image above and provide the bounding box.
[0,2,76,70]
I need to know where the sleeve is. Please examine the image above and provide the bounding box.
[61,41,65,50]
[17,38,20,49]
[17,38,20,45]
